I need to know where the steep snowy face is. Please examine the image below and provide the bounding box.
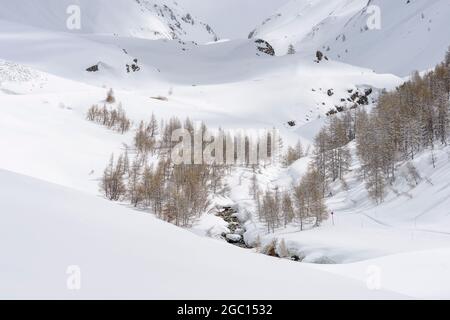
[0,0,218,43]
[176,0,291,39]
[250,0,450,76]
[248,0,366,51]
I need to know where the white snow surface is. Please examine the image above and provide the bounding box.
[0,169,402,299]
[0,0,218,43]
[250,0,450,76]
[224,144,450,299]
[0,1,449,299]
[177,0,290,39]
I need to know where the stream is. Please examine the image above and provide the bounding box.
[215,206,337,264]
[216,206,252,249]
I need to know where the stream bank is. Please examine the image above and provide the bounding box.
[215,205,337,264]
[216,206,251,249]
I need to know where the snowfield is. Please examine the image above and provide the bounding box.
[250,0,450,75]
[0,0,449,300]
[0,169,402,299]
[0,0,219,43]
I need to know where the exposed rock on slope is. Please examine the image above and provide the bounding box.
[0,0,219,43]
[250,0,450,75]
[255,39,276,56]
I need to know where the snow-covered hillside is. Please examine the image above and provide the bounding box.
[0,0,218,43]
[177,0,290,39]
[249,0,366,52]
[224,142,450,298]
[0,46,401,193]
[250,0,450,75]
[0,169,404,299]
[0,1,449,300]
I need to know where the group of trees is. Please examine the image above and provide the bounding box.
[100,152,220,227]
[304,49,450,203]
[99,114,228,227]
[86,104,131,134]
[252,167,328,233]
[94,107,332,231]
[354,50,450,202]
[283,140,304,166]
[261,110,354,233]
[255,109,353,233]
[95,49,450,233]
[134,114,159,155]
[268,49,449,217]
[292,168,329,230]
[135,115,281,167]
[313,115,353,195]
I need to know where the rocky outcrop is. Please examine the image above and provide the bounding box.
[126,59,141,73]
[255,39,275,56]
[217,207,249,248]
[86,64,99,72]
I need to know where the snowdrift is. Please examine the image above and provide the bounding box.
[0,170,401,299]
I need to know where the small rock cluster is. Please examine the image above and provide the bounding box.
[217,207,248,248]
[126,59,141,73]
[255,39,276,56]
[325,87,374,117]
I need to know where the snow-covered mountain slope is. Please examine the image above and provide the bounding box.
[250,0,450,76]
[0,0,218,43]
[223,142,450,298]
[0,169,403,299]
[1,2,449,299]
[0,41,401,194]
[176,0,290,39]
[249,0,366,51]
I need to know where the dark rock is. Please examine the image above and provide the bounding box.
[131,63,140,72]
[126,59,141,73]
[326,109,338,117]
[316,50,324,62]
[350,92,360,101]
[255,39,275,56]
[357,95,369,105]
[86,64,99,72]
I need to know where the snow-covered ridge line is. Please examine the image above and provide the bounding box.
[0,0,219,43]
[250,0,450,76]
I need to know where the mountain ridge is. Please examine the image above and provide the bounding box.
[249,0,450,76]
[0,0,219,43]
